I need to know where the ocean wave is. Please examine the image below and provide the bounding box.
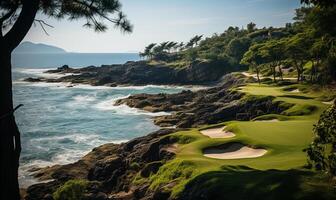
[13,68,74,79]
[72,95,96,103]
[15,78,196,91]
[19,159,56,188]
[19,137,129,188]
[94,95,171,116]
[16,81,73,88]
[68,84,189,90]
[30,133,102,146]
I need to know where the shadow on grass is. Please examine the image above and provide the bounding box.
[179,166,335,200]
[279,95,314,100]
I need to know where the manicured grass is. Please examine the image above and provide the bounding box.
[137,83,335,198]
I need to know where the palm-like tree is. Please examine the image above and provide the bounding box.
[186,35,203,49]
[141,43,156,60]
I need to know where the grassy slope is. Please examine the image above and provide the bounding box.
[137,83,335,199]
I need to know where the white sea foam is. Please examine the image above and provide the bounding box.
[73,95,96,103]
[70,84,190,91]
[13,68,75,79]
[19,136,130,188]
[19,159,56,188]
[94,95,171,116]
[30,133,101,145]
[16,81,73,88]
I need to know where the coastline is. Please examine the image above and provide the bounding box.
[15,67,195,190]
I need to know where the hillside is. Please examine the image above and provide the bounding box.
[13,41,67,54]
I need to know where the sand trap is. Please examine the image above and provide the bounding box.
[203,143,267,159]
[289,89,300,93]
[257,119,279,122]
[322,100,334,105]
[200,126,235,139]
[162,144,178,153]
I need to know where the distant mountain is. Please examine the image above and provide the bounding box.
[13,41,67,54]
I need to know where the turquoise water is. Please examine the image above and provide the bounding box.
[12,54,185,187]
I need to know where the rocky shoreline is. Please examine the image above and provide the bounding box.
[23,72,296,200]
[24,60,241,86]
[115,73,291,128]
[25,129,181,200]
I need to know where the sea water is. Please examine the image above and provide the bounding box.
[12,53,185,187]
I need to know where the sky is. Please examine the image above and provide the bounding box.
[23,0,301,53]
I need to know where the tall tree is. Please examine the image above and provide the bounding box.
[285,33,311,82]
[0,1,132,199]
[141,43,156,60]
[259,39,286,82]
[241,43,264,84]
[301,0,336,7]
[186,35,203,49]
[247,22,256,33]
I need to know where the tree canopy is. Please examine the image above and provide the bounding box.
[1,0,132,32]
[0,0,132,51]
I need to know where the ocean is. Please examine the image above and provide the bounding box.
[12,52,141,68]
[12,53,186,187]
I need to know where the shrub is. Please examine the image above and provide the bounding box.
[130,162,141,170]
[305,102,336,177]
[170,134,196,144]
[282,104,316,116]
[53,179,88,200]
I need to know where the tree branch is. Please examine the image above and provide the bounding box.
[35,19,54,35]
[4,0,39,52]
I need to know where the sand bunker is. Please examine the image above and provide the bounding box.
[162,144,178,153]
[200,126,235,139]
[322,100,334,105]
[257,119,279,122]
[289,89,300,93]
[203,143,267,159]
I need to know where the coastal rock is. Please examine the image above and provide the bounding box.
[115,73,288,128]
[23,77,42,82]
[26,60,239,86]
[25,129,179,200]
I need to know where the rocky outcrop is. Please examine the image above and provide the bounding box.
[25,60,240,86]
[25,129,183,200]
[115,73,291,128]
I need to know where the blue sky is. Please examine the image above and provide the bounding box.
[24,0,301,53]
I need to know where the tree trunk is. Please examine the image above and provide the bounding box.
[294,61,301,83]
[256,66,261,84]
[310,60,315,83]
[0,1,39,199]
[0,48,21,200]
[278,64,283,81]
[272,65,277,83]
[297,67,301,83]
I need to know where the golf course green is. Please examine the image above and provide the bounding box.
[137,83,336,199]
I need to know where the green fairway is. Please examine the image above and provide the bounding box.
[139,83,336,198]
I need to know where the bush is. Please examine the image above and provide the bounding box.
[170,134,196,144]
[282,104,316,116]
[130,162,141,170]
[305,102,336,177]
[53,179,88,200]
